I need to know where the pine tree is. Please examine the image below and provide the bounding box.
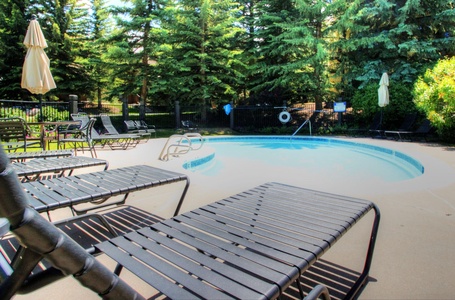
[107,0,167,115]
[161,0,243,120]
[0,0,30,99]
[331,0,455,93]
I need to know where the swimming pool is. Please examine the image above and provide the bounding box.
[183,136,424,183]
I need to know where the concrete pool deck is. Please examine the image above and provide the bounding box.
[13,136,455,299]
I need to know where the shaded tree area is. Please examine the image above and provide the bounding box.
[0,0,454,114]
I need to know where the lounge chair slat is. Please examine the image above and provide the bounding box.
[125,230,269,299]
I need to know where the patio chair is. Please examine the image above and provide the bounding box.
[0,117,42,151]
[369,112,417,139]
[0,205,164,296]
[58,117,97,158]
[22,164,190,217]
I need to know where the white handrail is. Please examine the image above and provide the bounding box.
[159,133,204,161]
[291,119,312,140]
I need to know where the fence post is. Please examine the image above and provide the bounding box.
[230,101,234,129]
[175,101,180,129]
[69,95,78,117]
[122,95,129,121]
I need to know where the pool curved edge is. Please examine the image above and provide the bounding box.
[182,136,425,176]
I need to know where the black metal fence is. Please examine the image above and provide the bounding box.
[1,99,352,134]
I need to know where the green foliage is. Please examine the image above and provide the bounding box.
[414,57,455,142]
[40,106,69,122]
[351,81,417,128]
[0,0,454,122]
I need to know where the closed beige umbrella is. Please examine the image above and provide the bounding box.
[378,72,389,108]
[21,15,56,95]
[377,72,389,129]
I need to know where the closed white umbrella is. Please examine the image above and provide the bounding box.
[21,16,56,94]
[378,72,389,108]
[21,16,56,121]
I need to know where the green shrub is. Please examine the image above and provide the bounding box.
[351,81,417,128]
[414,57,455,142]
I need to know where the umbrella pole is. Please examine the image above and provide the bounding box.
[39,95,43,122]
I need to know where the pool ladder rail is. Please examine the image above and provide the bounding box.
[159,133,204,161]
[291,119,312,140]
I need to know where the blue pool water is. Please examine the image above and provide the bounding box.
[183,136,424,183]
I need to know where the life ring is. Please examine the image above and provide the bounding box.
[279,111,291,123]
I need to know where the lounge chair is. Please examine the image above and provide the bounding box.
[124,119,156,138]
[181,120,198,132]
[0,205,164,295]
[7,149,74,162]
[11,156,108,181]
[72,114,139,150]
[0,117,42,151]
[347,112,382,137]
[384,119,433,141]
[22,164,189,216]
[100,114,149,141]
[94,182,380,300]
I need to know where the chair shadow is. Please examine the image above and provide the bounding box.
[282,259,376,300]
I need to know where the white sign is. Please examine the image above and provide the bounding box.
[334,102,346,113]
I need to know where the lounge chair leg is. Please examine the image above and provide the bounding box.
[344,204,381,300]
[172,178,190,217]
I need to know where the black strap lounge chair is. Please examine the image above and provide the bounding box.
[7,149,74,162]
[0,205,164,296]
[100,114,149,141]
[370,112,417,139]
[97,182,380,300]
[124,119,156,138]
[11,156,108,181]
[73,114,139,150]
[22,164,190,216]
[347,112,382,137]
[384,119,433,141]
[181,120,198,132]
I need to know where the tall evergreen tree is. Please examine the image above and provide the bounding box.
[330,0,455,95]
[161,0,243,119]
[84,0,112,107]
[38,0,92,99]
[249,0,299,106]
[0,0,30,99]
[108,0,167,115]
